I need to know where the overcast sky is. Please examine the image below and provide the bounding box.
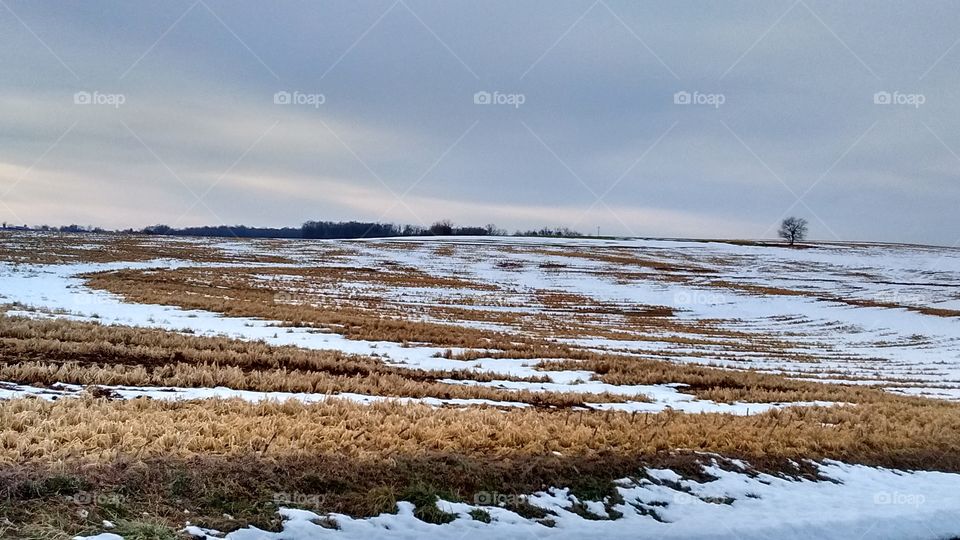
[1,1,958,244]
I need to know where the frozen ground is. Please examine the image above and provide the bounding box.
[0,378,832,415]
[77,459,960,540]
[2,234,959,400]
[0,254,823,413]
[3,234,960,540]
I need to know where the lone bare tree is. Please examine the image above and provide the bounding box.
[778,217,808,246]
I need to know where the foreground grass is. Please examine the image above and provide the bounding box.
[5,396,958,467]
[2,394,959,537]
[0,451,747,537]
[0,312,904,405]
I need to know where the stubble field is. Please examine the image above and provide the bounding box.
[1,231,960,539]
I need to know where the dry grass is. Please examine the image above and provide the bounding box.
[707,280,960,318]
[81,265,815,361]
[0,392,952,538]
[0,315,636,407]
[1,392,950,536]
[537,355,891,404]
[2,394,958,468]
[82,267,525,349]
[0,231,293,265]
[74,264,907,405]
[0,449,816,537]
[0,312,869,405]
[3,233,960,537]
[0,361,632,407]
[526,246,718,275]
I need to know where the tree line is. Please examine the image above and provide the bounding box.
[5,218,811,245]
[4,221,585,240]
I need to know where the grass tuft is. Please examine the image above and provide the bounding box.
[112,519,175,540]
[468,508,492,523]
[400,484,458,524]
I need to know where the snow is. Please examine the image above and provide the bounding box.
[0,382,530,409]
[442,379,837,414]
[2,234,959,403]
[0,379,835,415]
[76,459,960,540]
[5,234,959,540]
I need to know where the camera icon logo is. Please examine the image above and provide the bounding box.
[673,91,691,105]
[74,91,92,105]
[474,91,492,105]
[274,91,292,105]
[873,91,891,105]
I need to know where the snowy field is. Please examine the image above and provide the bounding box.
[3,234,960,399]
[1,232,959,539]
[180,460,959,540]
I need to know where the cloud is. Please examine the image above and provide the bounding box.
[0,1,958,244]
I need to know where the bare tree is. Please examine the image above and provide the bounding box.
[778,217,808,246]
[429,219,454,236]
[484,223,506,236]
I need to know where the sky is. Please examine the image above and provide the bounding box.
[0,1,958,244]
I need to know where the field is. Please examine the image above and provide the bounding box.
[2,231,960,539]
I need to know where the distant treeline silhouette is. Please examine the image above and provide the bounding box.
[301,220,511,239]
[142,224,302,238]
[8,221,585,239]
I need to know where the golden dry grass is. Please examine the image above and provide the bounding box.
[0,231,293,265]
[526,246,718,275]
[3,391,959,535]
[81,265,818,362]
[82,267,525,349]
[536,355,892,404]
[0,311,874,405]
[73,263,914,405]
[706,280,960,318]
[0,315,637,407]
[2,395,957,467]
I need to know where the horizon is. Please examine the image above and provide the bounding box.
[4,219,958,249]
[2,2,959,245]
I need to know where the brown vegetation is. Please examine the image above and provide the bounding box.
[707,280,960,318]
[0,315,637,407]
[3,233,959,538]
[3,393,959,472]
[2,392,959,535]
